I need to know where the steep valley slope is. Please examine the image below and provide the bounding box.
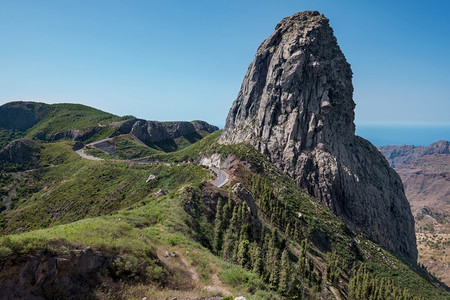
[380,141,450,286]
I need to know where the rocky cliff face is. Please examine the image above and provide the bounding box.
[0,247,112,299]
[0,139,41,171]
[117,119,219,145]
[220,11,417,261]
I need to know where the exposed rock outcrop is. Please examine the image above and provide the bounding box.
[0,247,112,299]
[44,127,103,142]
[220,11,417,260]
[192,120,220,133]
[116,119,219,145]
[130,120,171,143]
[0,139,41,170]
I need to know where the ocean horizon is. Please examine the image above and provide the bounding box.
[356,125,450,147]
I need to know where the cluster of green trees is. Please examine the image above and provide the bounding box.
[348,264,425,300]
[326,251,345,286]
[209,173,431,299]
[212,197,321,297]
[250,174,305,241]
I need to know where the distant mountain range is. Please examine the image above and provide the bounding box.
[380,141,450,285]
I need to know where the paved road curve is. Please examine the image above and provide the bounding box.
[74,138,113,161]
[74,148,103,161]
[211,167,229,188]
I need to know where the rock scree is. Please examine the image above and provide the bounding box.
[220,11,417,261]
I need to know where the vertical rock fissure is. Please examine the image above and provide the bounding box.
[220,10,417,261]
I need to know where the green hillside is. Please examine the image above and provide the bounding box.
[24,103,132,142]
[0,102,133,149]
[1,131,448,299]
[0,102,216,157]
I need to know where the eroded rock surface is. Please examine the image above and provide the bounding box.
[0,139,41,171]
[116,119,219,145]
[0,247,112,299]
[220,11,417,260]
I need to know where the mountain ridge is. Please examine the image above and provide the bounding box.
[0,101,219,153]
[380,140,449,166]
[380,140,450,286]
[220,10,417,261]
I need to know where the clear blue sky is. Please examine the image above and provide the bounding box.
[0,1,449,142]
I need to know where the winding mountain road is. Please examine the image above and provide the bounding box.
[211,167,229,188]
[74,139,230,187]
[74,138,114,161]
[74,148,103,161]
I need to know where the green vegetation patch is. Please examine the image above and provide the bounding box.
[113,135,161,159]
[0,129,26,149]
[22,103,133,141]
[1,140,208,235]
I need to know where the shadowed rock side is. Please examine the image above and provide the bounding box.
[115,119,219,145]
[0,139,41,171]
[0,102,48,130]
[220,11,417,261]
[0,247,114,299]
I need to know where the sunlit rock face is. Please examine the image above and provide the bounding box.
[220,11,417,261]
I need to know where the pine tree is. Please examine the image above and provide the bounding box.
[268,254,280,287]
[348,275,357,300]
[213,198,224,254]
[222,197,233,229]
[279,248,291,295]
[285,222,291,237]
[222,237,235,261]
[252,244,263,275]
[239,223,250,242]
[237,239,250,267]
[294,220,300,240]
[267,229,280,286]
[299,239,307,276]
[308,258,314,282]
[240,201,248,223]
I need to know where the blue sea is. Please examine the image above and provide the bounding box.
[356,125,450,147]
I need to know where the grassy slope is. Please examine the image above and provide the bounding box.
[0,139,276,298]
[0,103,134,149]
[0,133,448,299]
[0,193,277,299]
[0,140,208,234]
[83,134,162,160]
[25,103,134,142]
[153,132,449,298]
[83,132,211,160]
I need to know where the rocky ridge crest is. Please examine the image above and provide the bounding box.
[380,140,449,167]
[220,11,417,260]
[114,119,219,145]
